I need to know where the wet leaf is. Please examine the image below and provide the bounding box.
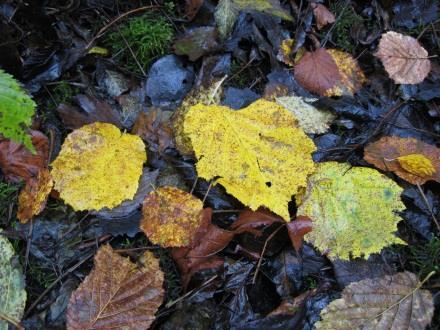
[311,3,335,30]
[51,122,146,211]
[0,231,26,330]
[294,48,365,97]
[66,245,164,330]
[0,69,35,151]
[286,216,312,253]
[17,169,53,223]
[375,31,431,84]
[141,187,205,247]
[183,99,316,220]
[185,0,204,20]
[276,96,336,134]
[297,162,406,260]
[364,136,440,185]
[276,39,296,67]
[315,272,434,329]
[0,130,49,183]
[173,27,220,61]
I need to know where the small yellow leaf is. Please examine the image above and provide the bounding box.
[51,122,146,211]
[87,46,109,56]
[183,99,316,220]
[397,154,435,178]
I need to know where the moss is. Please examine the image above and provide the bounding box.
[408,237,440,280]
[329,1,364,53]
[0,181,20,226]
[105,13,174,74]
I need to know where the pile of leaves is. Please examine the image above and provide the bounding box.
[0,0,439,329]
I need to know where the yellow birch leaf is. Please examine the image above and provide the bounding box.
[397,154,436,178]
[183,99,316,220]
[51,122,146,211]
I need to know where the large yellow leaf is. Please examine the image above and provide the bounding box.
[183,99,316,220]
[51,122,146,211]
[297,162,406,260]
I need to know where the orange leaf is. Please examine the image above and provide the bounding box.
[364,136,440,184]
[140,187,205,247]
[17,169,53,223]
[66,245,164,330]
[375,31,431,85]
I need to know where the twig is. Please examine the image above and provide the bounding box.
[24,220,33,273]
[202,180,214,204]
[190,176,198,195]
[85,5,160,49]
[416,184,440,231]
[164,275,218,308]
[0,312,23,330]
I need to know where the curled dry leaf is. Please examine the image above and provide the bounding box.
[0,130,49,183]
[375,31,431,84]
[67,245,164,330]
[17,169,53,223]
[141,186,205,247]
[183,99,316,220]
[315,272,434,329]
[297,162,405,260]
[51,122,146,211]
[294,48,365,97]
[364,136,440,185]
[311,3,335,30]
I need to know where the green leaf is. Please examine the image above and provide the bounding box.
[0,231,26,330]
[297,162,406,260]
[0,70,36,152]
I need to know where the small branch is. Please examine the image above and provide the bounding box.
[0,312,23,330]
[416,184,440,232]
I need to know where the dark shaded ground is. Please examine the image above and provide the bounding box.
[0,0,439,329]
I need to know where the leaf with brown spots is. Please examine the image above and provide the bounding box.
[17,169,53,223]
[141,187,206,247]
[294,48,365,97]
[364,136,440,184]
[375,31,431,85]
[66,245,164,330]
[0,130,49,183]
[311,3,335,29]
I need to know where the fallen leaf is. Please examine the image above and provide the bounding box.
[215,0,293,40]
[0,130,49,183]
[132,109,174,153]
[173,81,223,156]
[183,99,316,220]
[140,187,205,247]
[66,245,164,330]
[51,122,146,211]
[364,136,440,185]
[17,169,53,223]
[315,272,434,329]
[56,94,122,130]
[311,3,335,30]
[375,31,431,84]
[0,231,26,330]
[297,162,406,260]
[294,48,365,96]
[185,0,204,20]
[276,96,336,134]
[173,27,220,61]
[276,39,296,67]
[286,216,312,253]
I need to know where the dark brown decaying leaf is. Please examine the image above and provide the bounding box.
[17,169,53,223]
[375,31,431,84]
[294,48,341,96]
[67,244,164,330]
[185,0,204,20]
[315,272,434,329]
[132,110,174,153]
[173,27,220,61]
[364,136,440,184]
[0,130,49,183]
[56,94,122,130]
[311,3,335,29]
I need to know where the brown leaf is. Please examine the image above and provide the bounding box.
[56,94,122,130]
[294,48,365,96]
[185,0,204,20]
[173,27,220,61]
[140,187,205,247]
[375,31,431,84]
[67,245,164,330]
[231,209,284,236]
[364,136,440,184]
[0,130,49,183]
[315,272,434,329]
[131,110,174,153]
[311,3,335,30]
[17,169,53,223]
[286,216,312,253]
